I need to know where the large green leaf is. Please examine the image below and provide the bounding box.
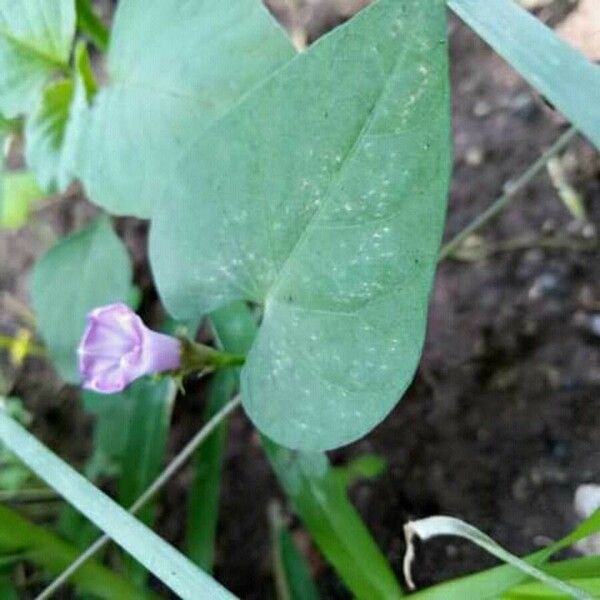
[448,0,600,150]
[31,215,133,383]
[0,409,236,600]
[0,0,75,118]
[0,503,157,600]
[76,0,294,217]
[263,439,403,599]
[151,0,451,451]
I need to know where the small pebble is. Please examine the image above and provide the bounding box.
[473,99,492,118]
[465,146,484,166]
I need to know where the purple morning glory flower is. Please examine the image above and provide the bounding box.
[78,303,181,394]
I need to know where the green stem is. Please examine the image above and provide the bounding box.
[179,338,245,375]
[439,126,578,261]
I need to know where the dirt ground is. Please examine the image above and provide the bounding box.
[1,1,599,598]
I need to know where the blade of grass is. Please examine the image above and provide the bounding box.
[0,409,237,600]
[185,369,236,570]
[263,438,403,599]
[404,516,591,599]
[439,127,577,260]
[448,0,600,149]
[269,501,320,600]
[185,302,256,571]
[118,378,176,585]
[0,504,157,600]
[407,510,600,599]
[34,395,242,600]
[207,302,402,598]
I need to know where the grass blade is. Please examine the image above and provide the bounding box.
[207,301,401,598]
[186,302,258,570]
[269,501,320,600]
[406,512,600,599]
[0,409,236,600]
[119,378,176,585]
[185,369,236,571]
[0,504,156,599]
[263,438,403,600]
[448,0,600,150]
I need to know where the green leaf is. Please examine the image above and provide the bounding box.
[25,78,74,192]
[0,1,75,118]
[0,409,237,600]
[31,215,133,383]
[404,516,591,600]
[332,454,387,489]
[270,502,320,600]
[448,0,600,150]
[75,0,108,52]
[263,438,402,599]
[0,170,44,228]
[409,510,600,599]
[151,0,451,451]
[77,0,295,217]
[0,503,157,600]
[186,302,257,571]
[0,580,16,600]
[505,556,600,598]
[25,42,96,193]
[119,378,176,586]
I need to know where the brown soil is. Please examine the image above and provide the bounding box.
[1,2,599,598]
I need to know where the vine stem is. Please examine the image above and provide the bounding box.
[34,395,242,600]
[438,126,578,261]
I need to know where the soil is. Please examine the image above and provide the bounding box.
[1,1,599,599]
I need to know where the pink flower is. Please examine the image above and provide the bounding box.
[78,303,181,394]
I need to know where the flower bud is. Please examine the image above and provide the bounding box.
[78,303,181,394]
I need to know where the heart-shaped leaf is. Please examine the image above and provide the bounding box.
[76,0,295,217]
[151,0,452,450]
[0,0,75,118]
[31,215,133,383]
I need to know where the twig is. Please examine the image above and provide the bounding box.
[439,126,578,261]
[34,395,242,600]
[449,234,597,261]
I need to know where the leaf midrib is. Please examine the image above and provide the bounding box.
[263,36,409,310]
